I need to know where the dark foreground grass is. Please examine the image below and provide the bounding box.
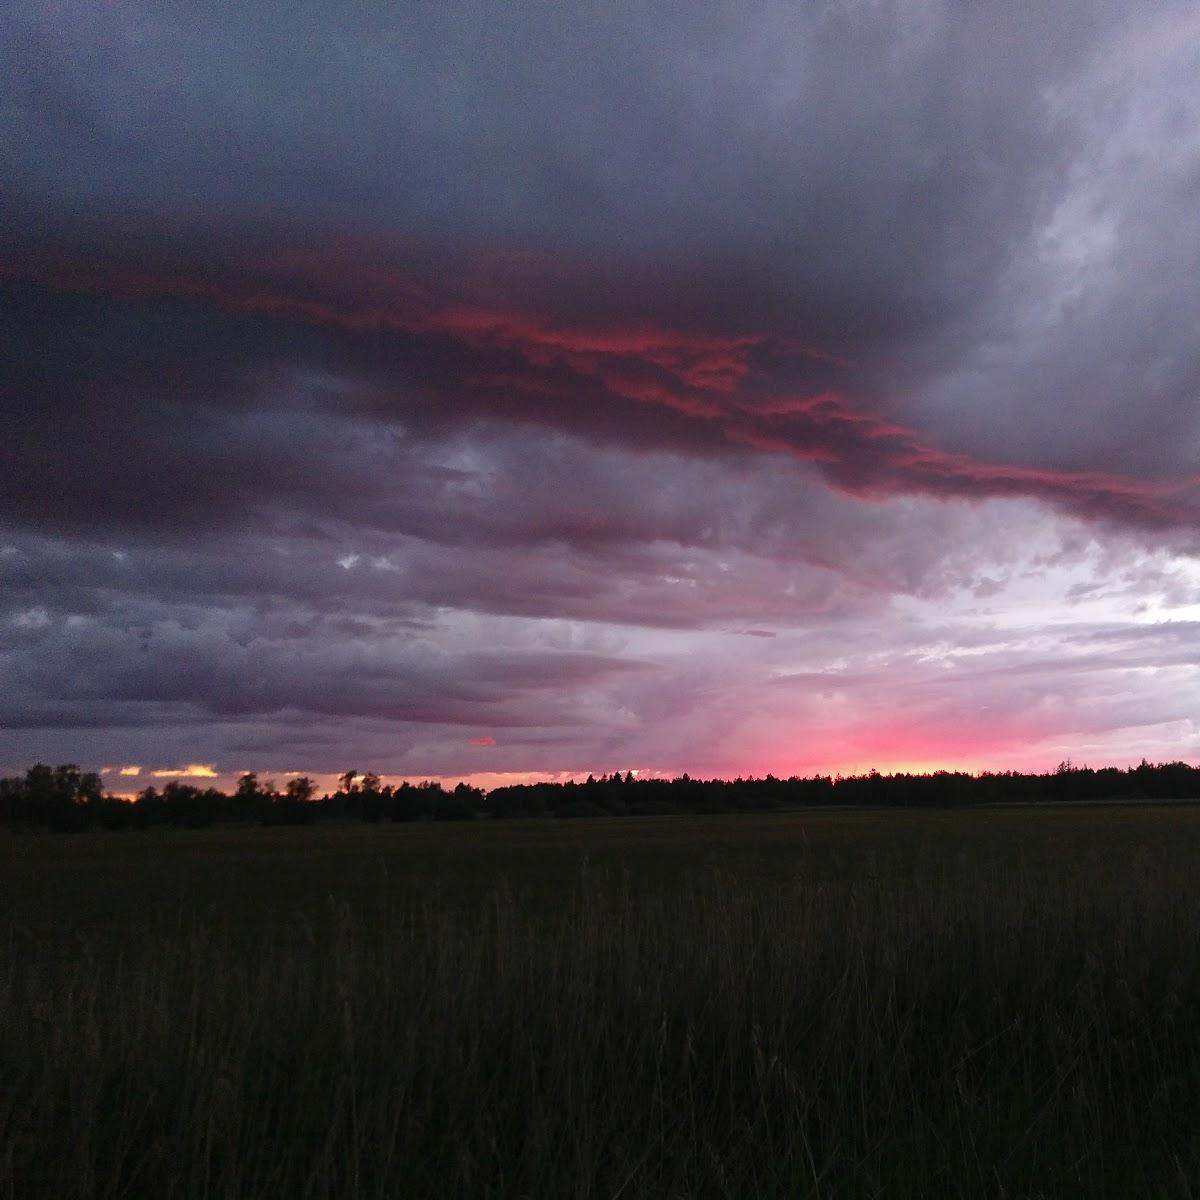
[5,807,1200,1198]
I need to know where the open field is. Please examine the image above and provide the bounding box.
[6,806,1200,1197]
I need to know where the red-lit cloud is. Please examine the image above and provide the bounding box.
[11,251,1199,539]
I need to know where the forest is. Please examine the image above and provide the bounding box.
[4,758,1200,831]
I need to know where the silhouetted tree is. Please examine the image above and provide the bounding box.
[262,775,316,825]
[389,781,420,822]
[10,763,101,831]
[352,772,385,821]
[235,771,269,822]
[162,781,214,828]
[285,777,315,803]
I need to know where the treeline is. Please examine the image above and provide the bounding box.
[487,760,1200,816]
[0,768,483,832]
[2,759,1200,832]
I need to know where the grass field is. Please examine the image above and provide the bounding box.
[6,806,1200,1198]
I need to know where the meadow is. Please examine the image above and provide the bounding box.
[5,805,1200,1198]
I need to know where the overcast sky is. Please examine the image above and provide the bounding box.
[4,0,1200,790]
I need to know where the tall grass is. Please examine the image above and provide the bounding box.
[5,831,1200,1197]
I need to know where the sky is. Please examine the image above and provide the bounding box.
[3,0,1200,792]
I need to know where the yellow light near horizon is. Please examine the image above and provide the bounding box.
[150,763,219,779]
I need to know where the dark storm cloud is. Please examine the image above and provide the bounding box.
[6,0,1197,532]
[4,1,1086,275]
[0,574,650,733]
[8,244,1200,545]
[4,0,1200,776]
[0,0,1102,353]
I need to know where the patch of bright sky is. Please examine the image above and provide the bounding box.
[1132,553,1200,623]
[9,607,52,629]
[897,523,1200,633]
